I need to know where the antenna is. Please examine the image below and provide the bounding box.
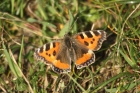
[59,11,79,37]
[67,12,79,35]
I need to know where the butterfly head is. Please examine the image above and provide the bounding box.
[63,34,73,50]
[64,31,73,37]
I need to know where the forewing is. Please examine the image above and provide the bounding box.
[74,30,106,51]
[34,41,71,73]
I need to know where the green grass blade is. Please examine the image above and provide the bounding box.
[18,35,24,67]
[2,43,22,77]
[92,72,130,92]
[67,73,87,93]
[119,49,137,68]
[59,11,74,37]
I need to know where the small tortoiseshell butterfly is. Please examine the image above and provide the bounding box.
[34,30,106,73]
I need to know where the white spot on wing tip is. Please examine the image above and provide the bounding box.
[43,44,46,51]
[82,32,87,38]
[97,30,101,34]
[37,48,40,52]
[90,31,94,36]
[50,43,53,49]
[88,50,93,54]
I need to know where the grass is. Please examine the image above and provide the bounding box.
[0,0,140,93]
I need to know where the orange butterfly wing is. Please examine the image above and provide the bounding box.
[73,30,106,68]
[74,30,106,51]
[34,41,71,73]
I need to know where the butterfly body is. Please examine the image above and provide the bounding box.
[35,30,106,73]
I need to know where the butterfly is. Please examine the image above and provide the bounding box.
[34,30,106,73]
